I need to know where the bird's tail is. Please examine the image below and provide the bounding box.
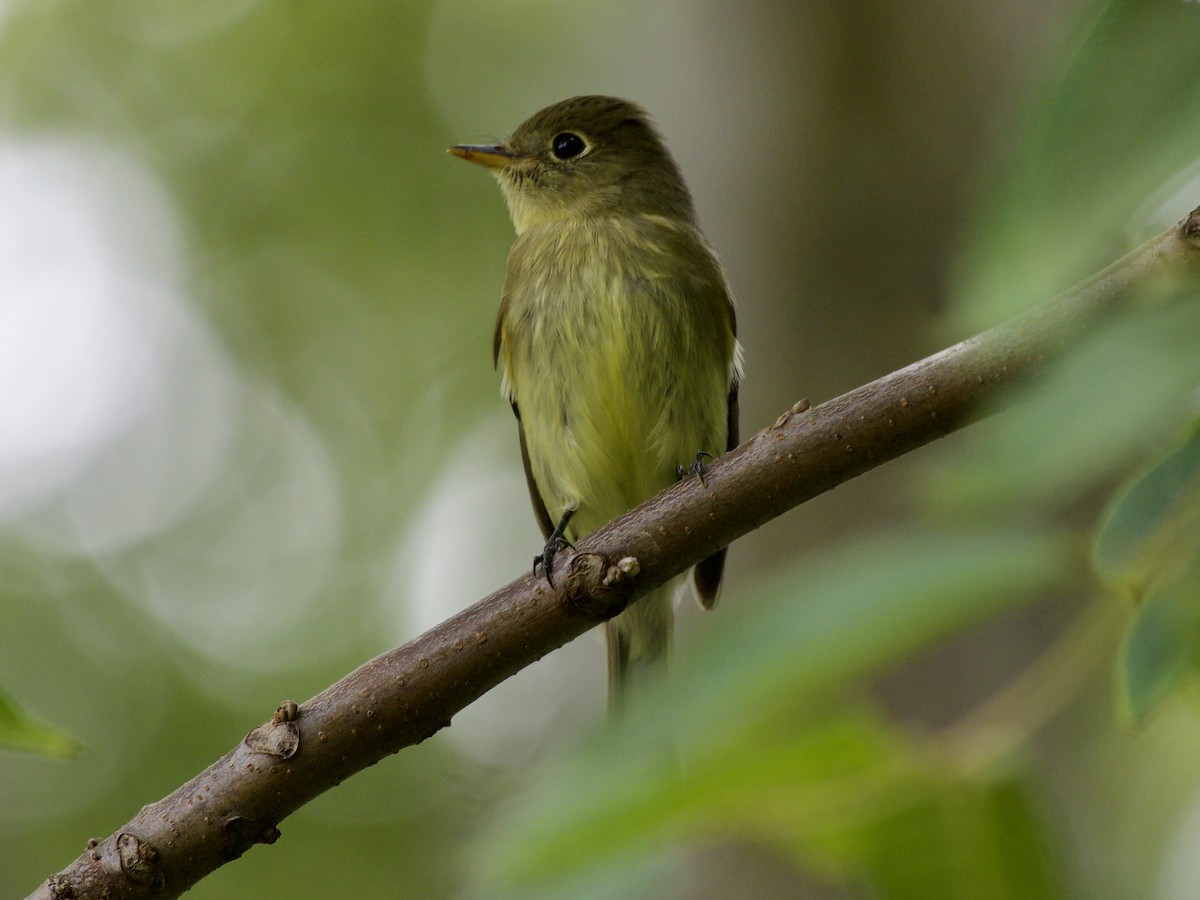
[605,581,675,716]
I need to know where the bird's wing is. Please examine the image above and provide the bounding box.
[497,285,555,541]
[513,401,555,540]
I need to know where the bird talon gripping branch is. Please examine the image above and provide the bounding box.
[677,450,715,487]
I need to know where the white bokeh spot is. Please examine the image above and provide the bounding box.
[0,133,344,672]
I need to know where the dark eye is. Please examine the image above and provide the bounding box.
[551,132,586,160]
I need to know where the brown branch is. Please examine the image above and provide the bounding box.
[30,207,1200,899]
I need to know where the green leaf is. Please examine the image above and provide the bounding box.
[929,304,1200,510]
[952,0,1200,330]
[475,706,1064,900]
[473,527,1069,893]
[1093,420,1200,592]
[1118,557,1200,726]
[857,778,1063,900]
[0,686,78,758]
[687,713,1063,900]
[662,529,1067,758]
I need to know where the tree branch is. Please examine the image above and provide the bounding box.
[31,208,1200,899]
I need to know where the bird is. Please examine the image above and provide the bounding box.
[449,95,742,712]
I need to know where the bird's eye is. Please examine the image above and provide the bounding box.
[550,132,587,160]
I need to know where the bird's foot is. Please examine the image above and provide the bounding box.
[533,509,576,587]
[676,451,715,487]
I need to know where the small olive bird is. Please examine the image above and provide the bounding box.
[450,95,742,709]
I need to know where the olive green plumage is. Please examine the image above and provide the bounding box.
[451,95,742,710]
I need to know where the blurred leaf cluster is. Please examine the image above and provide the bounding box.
[477,531,1071,899]
[1096,426,1200,726]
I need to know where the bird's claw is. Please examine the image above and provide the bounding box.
[533,534,575,587]
[677,451,715,487]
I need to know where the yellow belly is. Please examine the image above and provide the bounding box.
[499,216,733,543]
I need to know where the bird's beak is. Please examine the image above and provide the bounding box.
[448,144,521,169]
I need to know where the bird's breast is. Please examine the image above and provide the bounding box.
[498,216,732,532]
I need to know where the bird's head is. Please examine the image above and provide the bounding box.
[450,95,695,233]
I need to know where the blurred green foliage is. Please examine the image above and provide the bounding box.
[2,0,1200,898]
[1094,426,1200,726]
[475,530,1069,898]
[0,686,76,758]
[951,0,1200,329]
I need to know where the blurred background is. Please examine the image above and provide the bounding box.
[3,0,1200,897]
